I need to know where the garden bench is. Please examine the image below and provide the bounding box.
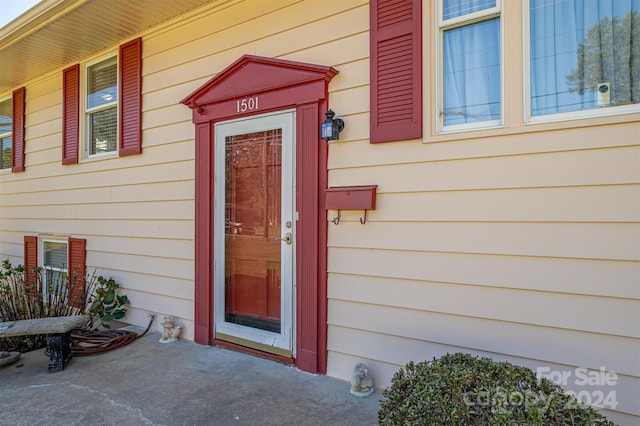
[0,315,87,372]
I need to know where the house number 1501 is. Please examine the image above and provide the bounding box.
[237,96,259,113]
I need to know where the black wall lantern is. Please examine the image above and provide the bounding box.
[321,109,344,141]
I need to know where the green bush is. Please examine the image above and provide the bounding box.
[0,259,128,352]
[378,353,616,426]
[88,276,129,329]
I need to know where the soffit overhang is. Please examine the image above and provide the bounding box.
[0,0,218,94]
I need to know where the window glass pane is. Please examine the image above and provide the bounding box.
[0,99,11,135]
[89,106,117,154]
[443,18,501,126]
[43,241,67,269]
[87,57,117,109]
[443,0,495,20]
[530,0,640,116]
[224,129,283,333]
[42,241,68,296]
[45,269,67,296]
[1,136,12,170]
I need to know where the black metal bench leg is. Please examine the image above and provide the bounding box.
[47,332,72,372]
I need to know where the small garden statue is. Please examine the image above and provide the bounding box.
[350,362,374,397]
[159,316,182,344]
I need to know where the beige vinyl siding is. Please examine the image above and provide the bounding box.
[137,0,368,335]
[324,3,639,425]
[326,133,639,423]
[0,0,370,339]
[138,0,368,334]
[142,0,367,92]
[0,64,197,334]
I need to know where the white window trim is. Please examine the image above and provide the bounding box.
[82,52,119,161]
[523,0,640,124]
[439,3,501,27]
[40,237,69,297]
[0,96,12,172]
[436,0,504,134]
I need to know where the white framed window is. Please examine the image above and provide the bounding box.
[84,54,118,158]
[0,97,12,171]
[438,0,503,132]
[41,239,68,297]
[527,0,640,121]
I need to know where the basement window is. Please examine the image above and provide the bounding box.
[41,239,68,297]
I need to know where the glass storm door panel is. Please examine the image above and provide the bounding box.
[214,110,295,355]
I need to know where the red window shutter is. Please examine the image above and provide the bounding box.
[370,0,422,143]
[24,236,38,295]
[119,38,142,156]
[68,237,86,309]
[62,64,80,164]
[11,87,26,172]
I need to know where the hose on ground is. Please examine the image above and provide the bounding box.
[45,313,156,357]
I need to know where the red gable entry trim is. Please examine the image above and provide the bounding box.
[370,0,422,143]
[11,87,26,172]
[62,64,80,165]
[192,121,213,344]
[182,55,338,124]
[182,55,337,374]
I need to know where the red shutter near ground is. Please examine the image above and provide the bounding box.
[68,238,86,309]
[24,236,38,295]
[119,38,142,156]
[370,0,422,143]
[11,87,25,172]
[62,64,80,164]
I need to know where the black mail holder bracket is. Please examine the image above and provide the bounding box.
[325,185,377,224]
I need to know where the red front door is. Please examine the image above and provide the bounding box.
[214,111,295,356]
[183,55,338,373]
[224,128,282,331]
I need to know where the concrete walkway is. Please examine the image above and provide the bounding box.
[0,327,381,425]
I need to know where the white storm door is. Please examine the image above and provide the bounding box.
[213,110,295,355]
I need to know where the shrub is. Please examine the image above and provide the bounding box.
[0,259,128,352]
[87,276,129,329]
[378,352,616,426]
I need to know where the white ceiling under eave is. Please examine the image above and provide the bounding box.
[0,0,219,94]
